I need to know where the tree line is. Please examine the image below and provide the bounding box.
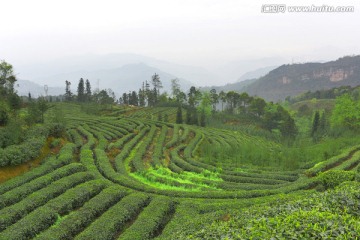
[287,85,360,104]
[114,75,298,137]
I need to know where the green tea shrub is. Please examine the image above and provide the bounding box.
[318,170,355,189]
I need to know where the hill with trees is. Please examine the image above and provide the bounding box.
[211,55,360,102]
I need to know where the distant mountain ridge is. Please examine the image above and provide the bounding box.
[16,63,193,98]
[244,55,360,101]
[212,55,360,101]
[17,53,212,87]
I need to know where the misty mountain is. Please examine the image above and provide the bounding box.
[237,66,278,82]
[16,53,215,87]
[201,65,276,92]
[24,63,193,97]
[15,80,64,97]
[242,55,360,101]
[212,57,287,83]
[201,78,257,93]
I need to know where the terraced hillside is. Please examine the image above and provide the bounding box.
[1,106,360,239]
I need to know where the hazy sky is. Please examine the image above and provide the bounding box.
[1,0,360,69]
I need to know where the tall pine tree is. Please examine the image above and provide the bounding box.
[85,79,92,102]
[65,80,72,101]
[311,111,320,137]
[77,78,85,102]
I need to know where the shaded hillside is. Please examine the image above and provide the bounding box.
[237,65,278,82]
[201,66,276,92]
[243,55,360,101]
[202,78,257,92]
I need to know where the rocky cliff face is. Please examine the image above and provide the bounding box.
[242,56,360,101]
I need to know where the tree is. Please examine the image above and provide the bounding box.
[8,93,21,111]
[186,107,192,124]
[65,80,72,101]
[77,78,85,102]
[219,90,226,112]
[319,111,327,134]
[188,86,202,108]
[37,97,52,123]
[176,106,183,124]
[226,91,240,114]
[0,102,9,126]
[239,92,250,113]
[171,78,181,98]
[280,115,297,139]
[263,103,281,131]
[331,94,360,130]
[121,92,128,105]
[107,89,116,104]
[151,73,163,96]
[129,91,139,106]
[145,80,151,106]
[210,89,219,112]
[26,97,52,125]
[198,92,212,120]
[94,90,114,105]
[249,97,266,117]
[158,92,169,104]
[85,79,92,101]
[0,60,17,97]
[171,79,186,105]
[311,111,320,137]
[138,88,145,107]
[200,110,206,127]
[191,108,198,125]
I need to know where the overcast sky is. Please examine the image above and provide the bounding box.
[1,0,360,70]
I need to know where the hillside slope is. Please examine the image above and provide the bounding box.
[243,55,360,101]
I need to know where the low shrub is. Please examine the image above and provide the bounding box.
[318,170,355,189]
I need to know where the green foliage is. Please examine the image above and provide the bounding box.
[0,125,49,166]
[0,163,86,210]
[289,85,360,103]
[318,170,355,189]
[77,78,85,102]
[0,143,75,195]
[175,182,360,239]
[311,110,320,137]
[305,145,360,177]
[0,118,23,148]
[0,101,9,126]
[26,97,53,125]
[120,196,175,240]
[75,193,149,240]
[1,180,107,240]
[3,100,360,239]
[331,94,360,130]
[35,186,128,240]
[0,60,17,97]
[0,172,93,234]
